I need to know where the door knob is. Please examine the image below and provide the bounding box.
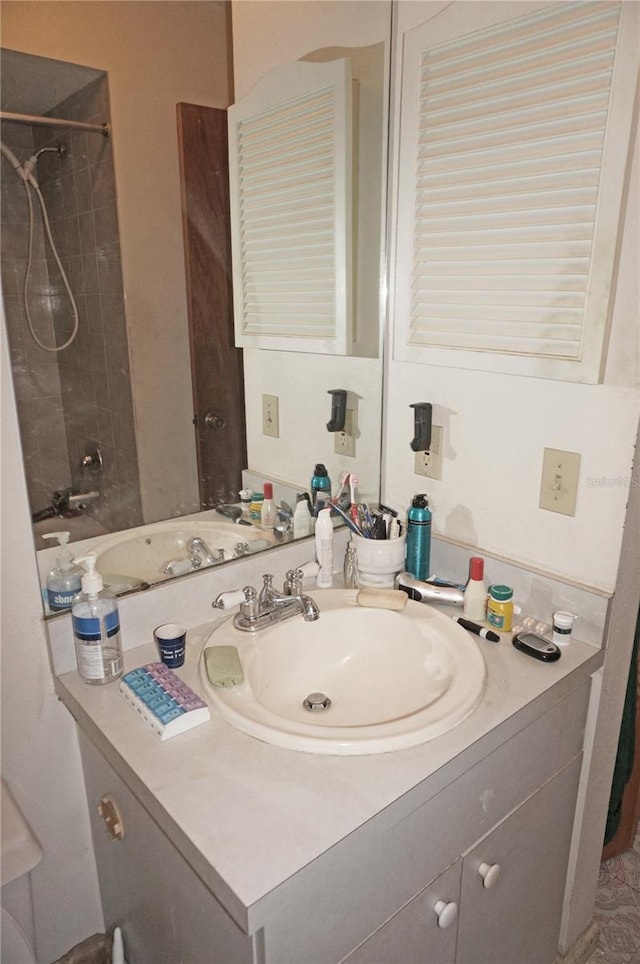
[478,861,501,889]
[433,899,458,929]
[204,412,226,430]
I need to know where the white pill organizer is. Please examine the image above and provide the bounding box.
[119,662,210,740]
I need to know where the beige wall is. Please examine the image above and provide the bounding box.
[2,1,232,523]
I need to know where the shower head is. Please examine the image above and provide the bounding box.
[22,143,66,181]
[34,143,66,161]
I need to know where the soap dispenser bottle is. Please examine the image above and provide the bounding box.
[41,531,83,612]
[72,554,123,685]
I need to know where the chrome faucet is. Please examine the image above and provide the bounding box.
[79,444,103,477]
[215,572,320,633]
[187,537,225,567]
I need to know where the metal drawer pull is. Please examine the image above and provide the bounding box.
[433,900,458,929]
[478,862,501,889]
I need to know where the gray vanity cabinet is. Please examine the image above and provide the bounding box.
[341,756,581,964]
[78,680,588,964]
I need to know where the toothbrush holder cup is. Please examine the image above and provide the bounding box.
[349,533,406,588]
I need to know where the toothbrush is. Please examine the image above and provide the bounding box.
[330,501,368,537]
[331,470,351,505]
[349,474,359,521]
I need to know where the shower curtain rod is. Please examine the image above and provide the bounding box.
[0,110,110,137]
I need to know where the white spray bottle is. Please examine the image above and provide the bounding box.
[41,531,83,612]
[72,554,123,685]
[315,508,334,588]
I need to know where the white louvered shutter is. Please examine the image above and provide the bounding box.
[393,1,639,382]
[228,59,352,354]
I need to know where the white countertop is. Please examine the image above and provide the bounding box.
[55,604,602,935]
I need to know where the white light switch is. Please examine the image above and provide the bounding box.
[539,448,581,516]
[262,394,279,438]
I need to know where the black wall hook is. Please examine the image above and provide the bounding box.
[410,402,432,452]
[327,389,348,432]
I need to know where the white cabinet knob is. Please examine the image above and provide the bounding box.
[433,900,458,929]
[478,861,501,889]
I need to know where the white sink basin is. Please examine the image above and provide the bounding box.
[199,590,486,755]
[89,520,272,587]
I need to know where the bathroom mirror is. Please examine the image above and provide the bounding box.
[0,1,390,611]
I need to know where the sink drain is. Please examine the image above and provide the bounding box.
[303,692,332,712]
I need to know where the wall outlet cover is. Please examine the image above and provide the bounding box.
[414,425,443,480]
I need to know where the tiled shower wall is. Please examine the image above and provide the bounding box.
[1,121,69,507]
[1,73,142,535]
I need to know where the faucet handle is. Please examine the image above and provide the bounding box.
[240,586,260,621]
[284,568,304,595]
[258,574,274,607]
[212,588,245,610]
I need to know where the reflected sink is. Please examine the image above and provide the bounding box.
[88,520,272,588]
[199,590,486,755]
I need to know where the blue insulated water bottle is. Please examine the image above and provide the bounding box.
[405,494,432,581]
[310,463,331,509]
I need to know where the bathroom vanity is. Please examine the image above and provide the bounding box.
[55,608,601,964]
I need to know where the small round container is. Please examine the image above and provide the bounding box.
[553,611,577,646]
[249,492,264,522]
[486,585,514,632]
[350,533,406,588]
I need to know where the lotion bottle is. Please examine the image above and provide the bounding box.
[261,482,276,528]
[315,507,333,588]
[41,531,82,612]
[72,554,123,685]
[293,494,312,538]
[463,556,487,621]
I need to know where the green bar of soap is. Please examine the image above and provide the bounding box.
[204,645,243,687]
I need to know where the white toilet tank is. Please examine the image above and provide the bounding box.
[1,779,43,964]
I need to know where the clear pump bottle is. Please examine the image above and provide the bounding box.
[72,554,123,685]
[41,531,82,612]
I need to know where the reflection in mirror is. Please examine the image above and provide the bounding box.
[0,0,390,611]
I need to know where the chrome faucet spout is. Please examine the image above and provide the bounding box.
[230,575,320,632]
[187,536,224,566]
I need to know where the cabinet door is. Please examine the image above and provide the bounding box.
[456,755,582,964]
[343,860,461,964]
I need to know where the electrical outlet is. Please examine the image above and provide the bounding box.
[414,425,443,480]
[262,394,279,438]
[334,409,356,458]
[539,447,581,516]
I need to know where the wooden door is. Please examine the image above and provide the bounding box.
[177,103,246,509]
[602,647,640,860]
